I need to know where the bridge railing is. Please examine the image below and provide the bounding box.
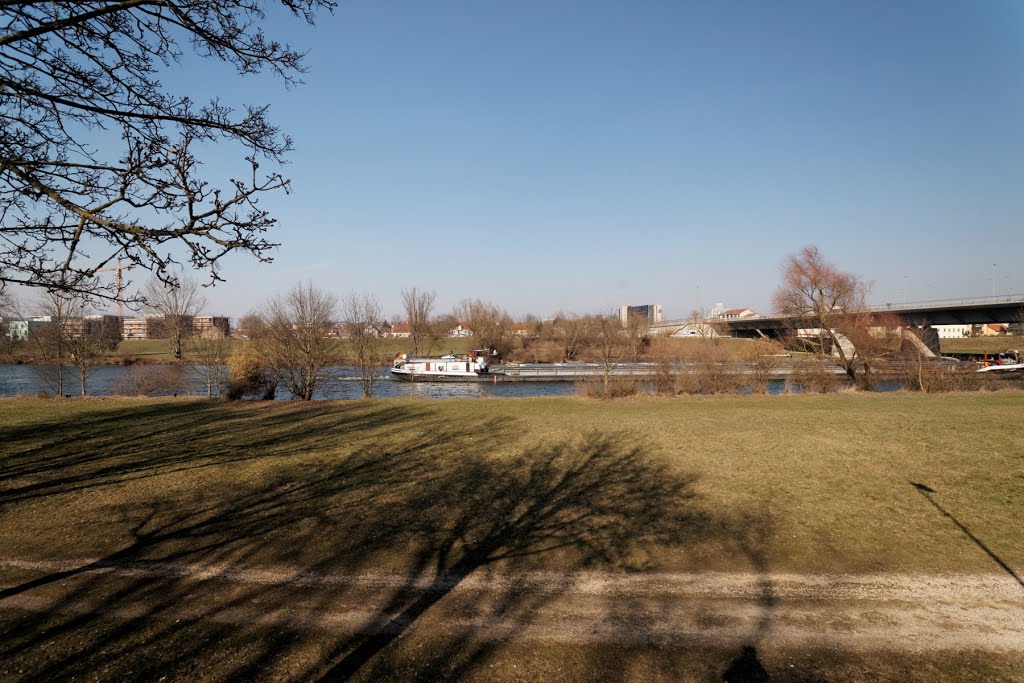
[652,295,1024,329]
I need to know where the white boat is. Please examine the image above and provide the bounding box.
[977,352,1023,372]
[391,351,493,382]
[977,362,1024,373]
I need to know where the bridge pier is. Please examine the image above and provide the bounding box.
[900,326,940,357]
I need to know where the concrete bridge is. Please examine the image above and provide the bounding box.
[651,296,1024,338]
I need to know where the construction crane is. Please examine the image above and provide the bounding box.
[94,258,136,318]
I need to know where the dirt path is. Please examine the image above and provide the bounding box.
[1,557,1022,653]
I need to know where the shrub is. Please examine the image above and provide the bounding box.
[680,343,744,395]
[738,339,786,394]
[225,343,276,400]
[112,364,189,396]
[509,340,564,364]
[789,362,841,394]
[898,359,981,393]
[576,377,641,399]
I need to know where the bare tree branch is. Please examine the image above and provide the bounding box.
[400,286,435,357]
[342,290,386,398]
[144,275,205,361]
[1,1,335,301]
[252,281,337,400]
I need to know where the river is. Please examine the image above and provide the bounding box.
[0,364,822,399]
[0,364,590,400]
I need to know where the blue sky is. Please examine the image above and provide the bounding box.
[149,0,1024,320]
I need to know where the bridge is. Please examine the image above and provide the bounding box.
[651,296,1024,338]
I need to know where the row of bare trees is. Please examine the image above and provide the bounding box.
[228,284,388,400]
[4,276,224,397]
[21,292,119,396]
[399,289,517,359]
[222,285,656,401]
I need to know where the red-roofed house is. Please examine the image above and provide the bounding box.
[448,322,472,338]
[387,322,412,338]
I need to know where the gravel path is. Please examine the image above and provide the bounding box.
[1,557,1021,652]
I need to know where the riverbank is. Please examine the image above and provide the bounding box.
[1,393,1022,680]
[0,337,478,366]
[3,334,1021,368]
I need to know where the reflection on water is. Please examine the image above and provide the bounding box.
[0,364,876,400]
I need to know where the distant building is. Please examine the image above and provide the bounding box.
[7,318,48,341]
[448,322,472,337]
[719,308,759,320]
[975,324,1008,337]
[707,304,758,320]
[122,317,152,340]
[385,322,412,338]
[147,314,193,340]
[934,324,970,339]
[618,304,663,326]
[81,315,122,345]
[192,315,230,337]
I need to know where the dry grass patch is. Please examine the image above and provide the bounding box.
[1,394,1022,681]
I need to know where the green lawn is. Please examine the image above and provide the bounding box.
[1,393,1022,680]
[941,336,1023,355]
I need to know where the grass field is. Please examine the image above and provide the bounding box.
[1,393,1022,680]
[940,337,1023,355]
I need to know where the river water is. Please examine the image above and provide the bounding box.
[0,364,593,400]
[0,364,819,399]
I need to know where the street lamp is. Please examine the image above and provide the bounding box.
[992,264,998,298]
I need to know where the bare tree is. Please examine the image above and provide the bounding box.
[24,290,118,396]
[738,338,786,394]
[551,313,593,361]
[623,311,650,359]
[145,277,206,361]
[400,287,436,357]
[253,282,337,400]
[188,328,230,398]
[66,312,119,397]
[25,292,72,396]
[0,1,335,302]
[342,292,387,398]
[585,313,635,394]
[235,313,264,340]
[834,310,903,388]
[0,290,14,355]
[773,246,876,388]
[425,313,458,357]
[454,299,515,358]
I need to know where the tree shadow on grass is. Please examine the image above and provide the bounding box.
[0,400,428,506]
[317,432,716,681]
[0,404,778,681]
